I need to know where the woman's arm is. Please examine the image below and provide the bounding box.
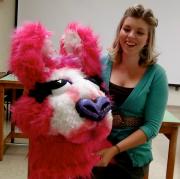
[96,129,147,166]
[140,66,168,140]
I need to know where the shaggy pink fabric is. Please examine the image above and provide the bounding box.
[60,22,102,77]
[9,22,112,179]
[12,96,52,137]
[28,122,111,179]
[9,22,57,90]
[12,96,111,179]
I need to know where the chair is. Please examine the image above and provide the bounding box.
[144,168,149,179]
[0,72,10,121]
[0,72,7,78]
[144,173,148,179]
[4,89,23,119]
[4,89,13,121]
[4,88,24,142]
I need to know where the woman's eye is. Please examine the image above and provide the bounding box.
[137,31,145,35]
[123,28,130,32]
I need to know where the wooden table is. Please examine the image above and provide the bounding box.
[159,111,180,179]
[0,75,180,179]
[0,74,24,161]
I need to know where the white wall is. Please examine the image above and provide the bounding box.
[17,0,180,85]
[1,0,180,106]
[168,88,180,106]
[0,0,15,72]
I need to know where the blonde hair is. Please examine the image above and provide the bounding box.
[109,4,158,66]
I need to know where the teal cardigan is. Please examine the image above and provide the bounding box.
[102,54,168,167]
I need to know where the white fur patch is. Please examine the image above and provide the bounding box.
[49,93,84,136]
[48,68,109,137]
[62,30,82,54]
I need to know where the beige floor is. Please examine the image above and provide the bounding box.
[0,106,179,179]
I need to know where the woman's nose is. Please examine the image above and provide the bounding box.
[128,31,136,38]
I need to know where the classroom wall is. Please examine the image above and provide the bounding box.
[17,0,180,85]
[168,88,180,106]
[0,0,180,106]
[0,0,15,72]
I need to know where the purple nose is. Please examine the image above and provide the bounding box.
[75,96,111,121]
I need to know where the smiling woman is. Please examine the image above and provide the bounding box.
[118,17,152,66]
[92,4,168,179]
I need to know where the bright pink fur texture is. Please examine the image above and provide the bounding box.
[10,22,112,179]
[9,22,57,90]
[12,96,111,179]
[60,22,102,77]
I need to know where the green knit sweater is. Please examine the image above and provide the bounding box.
[102,54,168,167]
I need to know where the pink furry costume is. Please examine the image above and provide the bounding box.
[9,22,112,179]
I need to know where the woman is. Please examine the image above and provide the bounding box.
[92,4,168,179]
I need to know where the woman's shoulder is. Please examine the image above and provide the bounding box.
[148,63,168,83]
[100,52,111,64]
[149,63,167,75]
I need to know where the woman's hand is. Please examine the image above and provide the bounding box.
[95,146,119,167]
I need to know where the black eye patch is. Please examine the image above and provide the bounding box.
[29,79,72,103]
[85,76,109,95]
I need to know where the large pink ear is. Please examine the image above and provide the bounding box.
[9,22,55,90]
[59,22,102,77]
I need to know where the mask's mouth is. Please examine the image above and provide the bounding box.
[66,118,111,144]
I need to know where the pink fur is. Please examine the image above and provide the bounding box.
[9,22,57,90]
[28,121,111,179]
[57,55,83,70]
[11,96,52,137]
[60,22,102,77]
[9,22,112,179]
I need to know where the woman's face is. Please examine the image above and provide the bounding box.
[119,17,149,56]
